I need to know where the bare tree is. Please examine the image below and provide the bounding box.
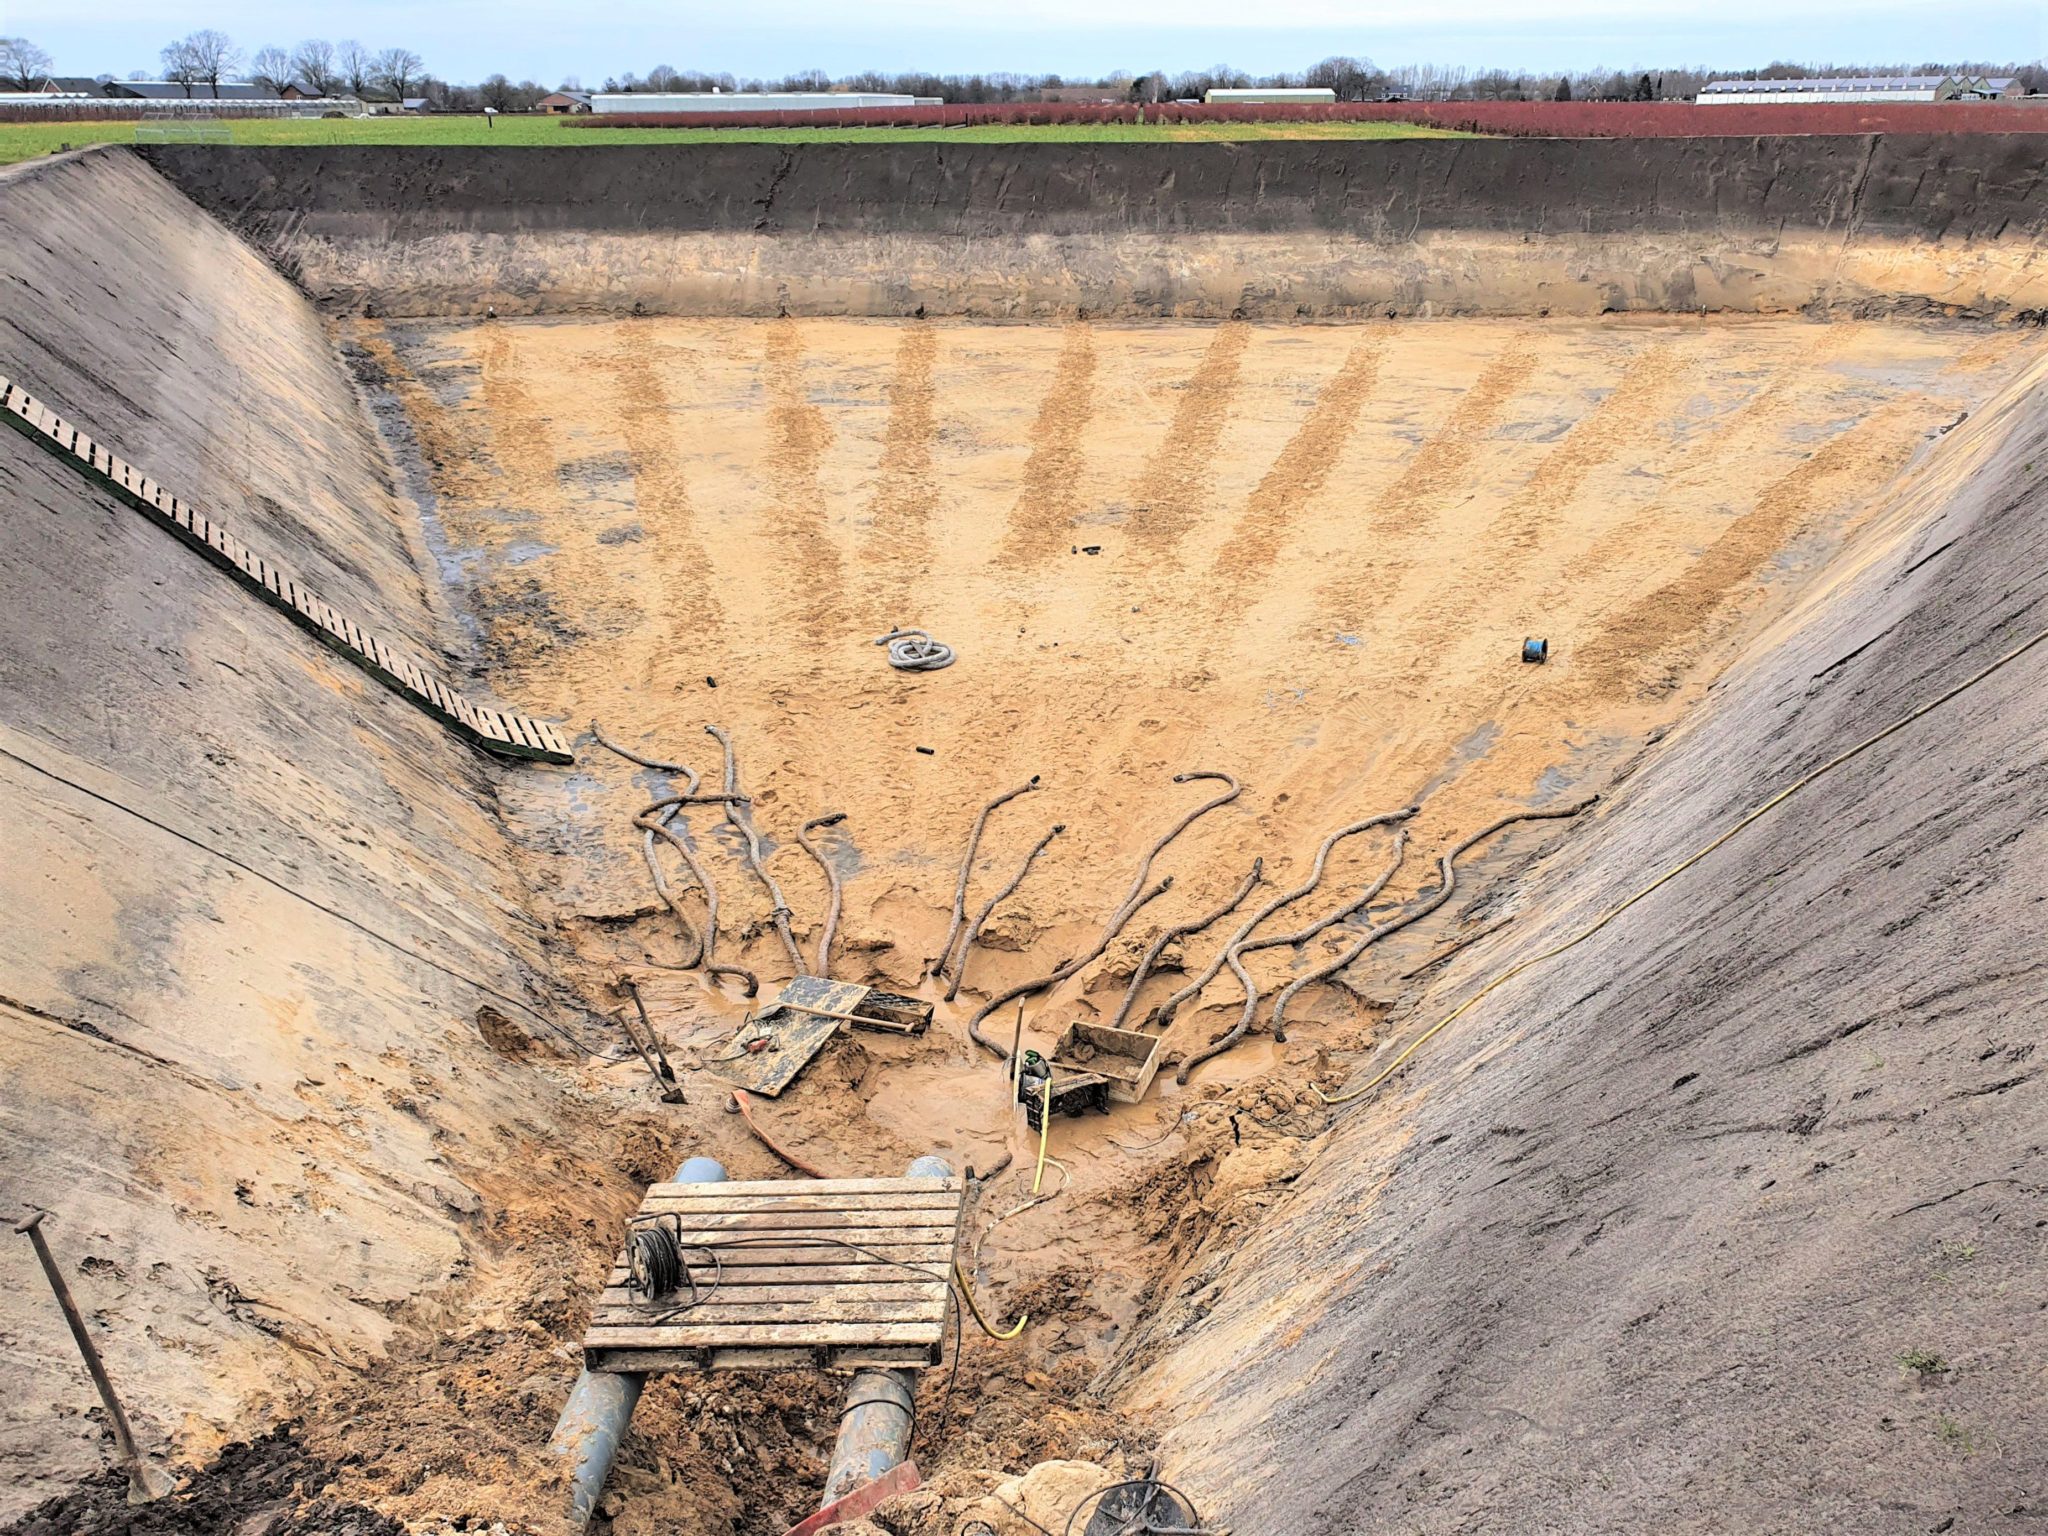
[160,39,200,96]
[249,45,292,94]
[290,39,338,95]
[337,38,374,98]
[161,30,240,97]
[373,47,423,99]
[479,72,514,111]
[0,36,53,90]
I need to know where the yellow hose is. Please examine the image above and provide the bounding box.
[1031,1074,1053,1194]
[954,1257,1028,1340]
[1318,618,2048,1108]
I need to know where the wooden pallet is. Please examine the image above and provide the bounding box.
[0,374,572,765]
[582,1176,966,1373]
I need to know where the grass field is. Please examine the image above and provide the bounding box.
[0,114,1470,165]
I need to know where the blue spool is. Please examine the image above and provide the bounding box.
[1522,638,1549,664]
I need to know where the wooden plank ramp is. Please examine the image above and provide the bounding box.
[0,373,573,765]
[583,1176,966,1374]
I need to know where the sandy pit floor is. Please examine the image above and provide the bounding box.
[317,313,2039,1533]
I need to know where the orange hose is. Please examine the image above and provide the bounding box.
[732,1089,833,1178]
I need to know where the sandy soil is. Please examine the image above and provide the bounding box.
[295,312,2041,1534]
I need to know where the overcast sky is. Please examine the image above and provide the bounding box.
[13,0,2043,84]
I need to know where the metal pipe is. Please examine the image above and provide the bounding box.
[821,1154,951,1507]
[549,1155,727,1530]
[15,1209,175,1504]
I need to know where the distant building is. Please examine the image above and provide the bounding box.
[537,90,592,114]
[1204,87,1337,105]
[108,80,288,101]
[590,91,926,114]
[1696,74,2024,105]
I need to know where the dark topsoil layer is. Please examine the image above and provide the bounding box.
[2,1426,403,1536]
[143,135,2048,242]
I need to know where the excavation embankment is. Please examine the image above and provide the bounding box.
[0,147,625,1517]
[1,141,2044,1536]
[144,135,2048,320]
[1126,350,2048,1533]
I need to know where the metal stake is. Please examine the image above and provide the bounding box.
[15,1210,175,1504]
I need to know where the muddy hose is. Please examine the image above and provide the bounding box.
[589,721,688,774]
[966,879,1174,1058]
[934,777,1041,978]
[953,1258,1027,1339]
[1149,805,1417,1030]
[1109,858,1264,1031]
[706,724,807,977]
[633,808,760,995]
[944,822,1065,1002]
[1239,827,1410,1047]
[592,722,710,968]
[731,1089,833,1178]
[797,812,847,976]
[966,771,1240,1059]
[1173,832,1410,1082]
[1269,798,1597,1041]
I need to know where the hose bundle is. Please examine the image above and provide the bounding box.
[875,626,955,671]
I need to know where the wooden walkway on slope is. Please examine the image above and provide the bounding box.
[0,375,573,765]
[582,1176,967,1373]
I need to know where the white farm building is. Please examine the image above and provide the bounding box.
[590,92,931,114]
[1697,75,2022,105]
[1203,87,1338,105]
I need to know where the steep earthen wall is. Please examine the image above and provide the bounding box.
[0,149,585,1514]
[1128,350,2048,1533]
[144,136,2048,320]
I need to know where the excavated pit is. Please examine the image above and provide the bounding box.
[2,140,2044,1536]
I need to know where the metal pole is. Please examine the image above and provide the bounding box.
[14,1210,175,1504]
[547,1154,726,1530]
[820,1154,951,1507]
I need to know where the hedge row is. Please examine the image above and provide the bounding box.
[572,99,2048,136]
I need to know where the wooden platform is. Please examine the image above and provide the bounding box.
[582,1176,967,1373]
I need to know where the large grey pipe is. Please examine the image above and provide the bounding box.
[820,1153,952,1507]
[549,1154,727,1530]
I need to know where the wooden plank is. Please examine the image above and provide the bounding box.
[644,1177,960,1199]
[635,1190,962,1214]
[605,1261,953,1289]
[605,1248,954,1281]
[592,1297,945,1327]
[620,1219,963,1246]
[584,1321,941,1350]
[598,1280,946,1309]
[586,1344,939,1373]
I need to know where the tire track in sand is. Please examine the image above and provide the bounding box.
[1570,399,1932,700]
[478,325,565,501]
[1208,332,1386,583]
[859,321,940,614]
[1126,321,1250,559]
[997,322,1097,567]
[1381,337,1691,687]
[761,319,845,639]
[600,321,728,643]
[1305,333,1542,633]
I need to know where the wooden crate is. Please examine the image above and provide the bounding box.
[582,1176,967,1373]
[1050,1021,1163,1105]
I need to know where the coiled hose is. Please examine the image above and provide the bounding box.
[875,626,955,670]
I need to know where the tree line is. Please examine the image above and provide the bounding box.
[4,34,2043,107]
